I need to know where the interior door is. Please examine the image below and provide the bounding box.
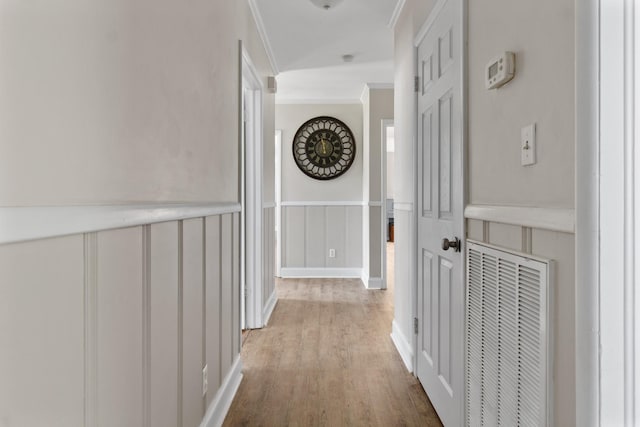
[415,0,464,425]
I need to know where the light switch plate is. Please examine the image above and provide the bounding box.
[521,124,536,166]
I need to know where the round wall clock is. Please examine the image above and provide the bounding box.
[292,116,356,180]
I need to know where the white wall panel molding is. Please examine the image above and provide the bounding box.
[464,205,575,234]
[388,0,407,29]
[391,320,414,372]
[201,357,243,427]
[394,202,414,211]
[0,203,241,245]
[367,201,384,207]
[263,202,276,209]
[280,267,362,278]
[281,200,365,207]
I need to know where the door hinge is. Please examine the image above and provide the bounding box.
[414,317,419,334]
[414,76,420,92]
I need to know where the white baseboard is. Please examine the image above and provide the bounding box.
[262,290,278,326]
[391,319,414,373]
[280,267,362,278]
[362,275,384,290]
[201,356,243,427]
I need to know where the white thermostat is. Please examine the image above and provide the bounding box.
[485,52,515,89]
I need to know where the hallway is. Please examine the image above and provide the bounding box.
[223,244,442,426]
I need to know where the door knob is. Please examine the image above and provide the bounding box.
[442,237,461,252]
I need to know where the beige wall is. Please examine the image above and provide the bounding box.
[276,103,364,272]
[393,0,576,425]
[276,103,363,202]
[0,0,274,206]
[0,1,273,425]
[468,0,574,207]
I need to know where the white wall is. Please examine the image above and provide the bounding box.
[0,0,274,206]
[468,0,575,425]
[277,104,363,202]
[0,1,275,424]
[393,0,576,425]
[276,104,364,274]
[387,152,395,199]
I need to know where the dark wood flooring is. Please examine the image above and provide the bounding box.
[223,244,443,427]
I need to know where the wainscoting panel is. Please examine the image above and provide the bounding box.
[263,207,276,322]
[282,204,363,274]
[305,207,326,268]
[149,222,179,427]
[220,214,234,379]
[0,204,242,426]
[284,206,306,267]
[0,236,85,427]
[464,209,576,427]
[96,227,144,427]
[205,215,222,400]
[182,218,205,427]
[369,205,383,278]
[326,206,347,268]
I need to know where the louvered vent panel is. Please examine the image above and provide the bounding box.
[465,241,551,427]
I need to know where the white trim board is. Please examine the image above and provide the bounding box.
[275,98,363,105]
[362,275,384,290]
[391,320,414,372]
[394,202,414,212]
[280,268,362,278]
[262,291,278,327]
[0,203,241,245]
[200,357,243,427]
[281,201,365,207]
[263,202,276,209]
[247,0,279,75]
[464,205,575,234]
[388,0,407,29]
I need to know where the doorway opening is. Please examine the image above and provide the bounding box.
[240,43,264,331]
[382,120,395,291]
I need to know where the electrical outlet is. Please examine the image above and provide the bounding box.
[521,123,536,166]
[329,248,336,258]
[202,365,208,397]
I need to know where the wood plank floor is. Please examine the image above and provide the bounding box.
[223,244,443,427]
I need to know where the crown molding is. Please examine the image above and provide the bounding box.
[387,0,407,29]
[247,0,280,75]
[275,97,362,105]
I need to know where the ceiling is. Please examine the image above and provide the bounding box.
[251,0,400,103]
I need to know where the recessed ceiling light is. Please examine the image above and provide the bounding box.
[309,0,344,10]
[342,54,354,63]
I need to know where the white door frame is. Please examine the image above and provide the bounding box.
[241,43,265,330]
[576,0,640,425]
[275,129,282,278]
[381,119,394,289]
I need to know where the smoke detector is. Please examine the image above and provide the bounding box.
[309,0,344,10]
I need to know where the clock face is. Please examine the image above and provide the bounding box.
[292,116,356,180]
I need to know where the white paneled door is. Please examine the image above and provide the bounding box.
[415,0,465,425]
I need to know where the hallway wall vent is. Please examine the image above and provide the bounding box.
[465,240,552,426]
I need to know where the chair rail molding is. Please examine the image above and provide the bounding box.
[0,203,241,245]
[464,205,575,234]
